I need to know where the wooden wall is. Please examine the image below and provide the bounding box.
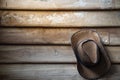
[0,0,120,80]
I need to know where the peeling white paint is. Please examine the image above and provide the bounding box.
[46,12,85,24]
[62,13,70,17]
[100,0,113,8]
[1,13,24,24]
[104,39,108,43]
[73,12,84,17]
[72,0,87,7]
[1,13,46,25]
[27,14,43,23]
[46,13,65,24]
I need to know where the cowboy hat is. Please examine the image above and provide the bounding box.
[71,30,111,79]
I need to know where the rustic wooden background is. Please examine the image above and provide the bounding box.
[0,0,120,80]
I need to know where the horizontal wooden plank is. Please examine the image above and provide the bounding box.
[0,45,120,63]
[0,64,120,80]
[110,30,120,45]
[0,0,120,10]
[0,11,120,27]
[0,28,120,45]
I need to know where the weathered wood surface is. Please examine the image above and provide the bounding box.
[0,0,120,10]
[0,45,119,63]
[0,11,120,27]
[0,28,120,45]
[0,64,120,80]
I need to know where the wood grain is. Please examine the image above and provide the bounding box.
[110,30,120,45]
[0,28,120,45]
[0,11,120,27]
[0,45,119,63]
[0,64,120,80]
[0,0,120,10]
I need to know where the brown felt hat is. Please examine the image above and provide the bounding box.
[71,30,111,79]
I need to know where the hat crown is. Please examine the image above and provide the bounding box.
[77,40,100,67]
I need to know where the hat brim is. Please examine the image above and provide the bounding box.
[71,30,111,79]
